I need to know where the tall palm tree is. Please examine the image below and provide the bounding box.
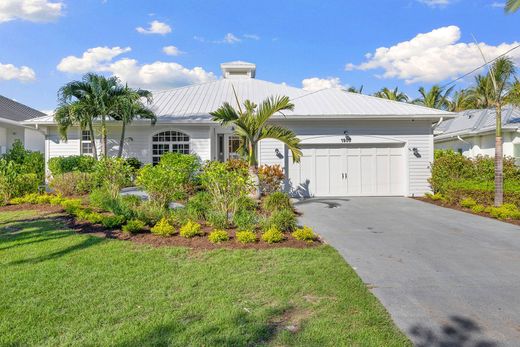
[505,0,520,12]
[475,57,517,206]
[468,75,494,109]
[449,89,474,112]
[413,85,454,110]
[373,87,409,102]
[112,87,156,157]
[57,73,126,157]
[210,91,302,198]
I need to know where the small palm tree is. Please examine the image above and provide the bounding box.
[413,85,454,110]
[506,0,520,12]
[210,91,302,198]
[373,87,409,102]
[111,87,156,157]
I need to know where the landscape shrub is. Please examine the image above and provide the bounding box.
[122,219,146,234]
[267,209,297,232]
[262,191,292,213]
[258,164,285,194]
[48,155,96,176]
[292,226,318,242]
[488,204,520,220]
[50,172,95,196]
[76,210,103,224]
[2,140,45,181]
[208,229,230,244]
[93,157,133,199]
[471,204,486,214]
[60,198,83,214]
[261,226,284,244]
[460,197,477,209]
[206,210,228,229]
[0,161,40,204]
[168,208,190,228]
[151,217,176,236]
[199,161,252,222]
[235,230,257,244]
[226,158,248,171]
[179,220,203,238]
[186,191,211,220]
[443,180,520,207]
[137,153,200,207]
[134,201,167,226]
[124,157,142,171]
[101,215,126,229]
[236,196,257,213]
[89,188,115,211]
[49,195,65,206]
[430,150,475,194]
[425,192,444,202]
[9,193,53,205]
[232,209,258,231]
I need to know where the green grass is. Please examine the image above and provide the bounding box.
[0,210,409,346]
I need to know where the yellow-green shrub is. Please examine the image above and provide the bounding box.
[471,204,486,214]
[261,227,284,244]
[60,198,83,214]
[208,229,229,244]
[235,231,257,244]
[460,197,477,208]
[292,226,318,242]
[101,215,126,229]
[489,204,520,220]
[122,220,146,234]
[151,217,176,237]
[179,220,203,238]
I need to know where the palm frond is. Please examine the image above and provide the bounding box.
[260,124,302,163]
[210,102,240,125]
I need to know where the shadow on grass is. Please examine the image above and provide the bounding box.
[410,315,498,347]
[113,306,293,346]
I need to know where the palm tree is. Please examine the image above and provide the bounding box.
[449,89,474,112]
[475,57,517,206]
[111,87,156,157]
[413,85,454,110]
[468,75,494,109]
[57,73,126,157]
[373,87,409,102]
[210,91,302,198]
[346,85,364,94]
[505,0,520,12]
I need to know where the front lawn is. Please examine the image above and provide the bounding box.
[0,209,409,346]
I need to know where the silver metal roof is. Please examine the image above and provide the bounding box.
[25,77,453,125]
[435,106,520,140]
[0,95,46,122]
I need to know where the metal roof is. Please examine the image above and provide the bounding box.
[0,95,46,122]
[435,106,520,141]
[25,77,454,125]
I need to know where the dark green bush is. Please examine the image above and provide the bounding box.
[262,192,292,213]
[93,157,133,199]
[233,209,258,231]
[267,209,297,232]
[101,215,126,229]
[48,155,96,176]
[125,157,142,171]
[122,219,146,234]
[206,210,228,229]
[2,140,45,181]
[444,180,520,207]
[168,207,190,227]
[186,191,211,220]
[134,201,167,226]
[430,150,475,194]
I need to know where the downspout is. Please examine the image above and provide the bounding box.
[432,117,444,129]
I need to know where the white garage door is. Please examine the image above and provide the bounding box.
[287,144,405,197]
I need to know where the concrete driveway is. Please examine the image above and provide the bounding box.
[295,197,520,346]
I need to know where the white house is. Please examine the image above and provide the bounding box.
[24,61,454,197]
[0,95,46,154]
[435,106,520,165]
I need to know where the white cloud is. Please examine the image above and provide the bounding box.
[194,32,254,44]
[418,0,453,7]
[301,77,346,91]
[346,25,520,84]
[57,46,131,73]
[136,20,171,35]
[0,62,36,81]
[0,0,63,23]
[221,33,241,44]
[162,45,183,56]
[243,34,260,40]
[56,46,216,90]
[491,1,505,7]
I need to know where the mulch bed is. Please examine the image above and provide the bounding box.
[67,216,322,250]
[0,203,64,213]
[415,197,520,227]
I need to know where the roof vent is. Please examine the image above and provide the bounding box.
[220,61,256,79]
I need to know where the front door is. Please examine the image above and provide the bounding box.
[217,134,241,162]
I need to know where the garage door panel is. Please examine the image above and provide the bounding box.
[376,155,390,195]
[360,155,376,194]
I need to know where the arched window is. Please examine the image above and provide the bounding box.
[152,130,190,165]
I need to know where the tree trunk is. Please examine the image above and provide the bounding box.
[88,121,98,161]
[494,104,503,207]
[249,166,261,200]
[101,115,107,157]
[117,121,126,158]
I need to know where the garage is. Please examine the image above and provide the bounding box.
[287,143,405,197]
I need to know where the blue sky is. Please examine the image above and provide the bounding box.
[0,0,519,112]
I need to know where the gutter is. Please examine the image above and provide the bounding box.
[0,117,47,136]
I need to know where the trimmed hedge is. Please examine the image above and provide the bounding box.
[443,180,520,207]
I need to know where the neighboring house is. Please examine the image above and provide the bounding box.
[24,61,454,197]
[0,95,46,154]
[435,106,520,165]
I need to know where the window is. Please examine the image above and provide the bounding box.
[152,130,190,165]
[228,136,241,160]
[81,130,93,155]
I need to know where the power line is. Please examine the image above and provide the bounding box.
[440,43,520,90]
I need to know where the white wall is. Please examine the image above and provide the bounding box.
[258,119,434,197]
[45,124,212,163]
[435,132,519,159]
[0,122,44,153]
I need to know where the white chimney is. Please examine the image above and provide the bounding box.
[220,61,256,79]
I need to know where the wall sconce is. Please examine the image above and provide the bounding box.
[411,147,421,158]
[342,130,352,143]
[275,148,284,159]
